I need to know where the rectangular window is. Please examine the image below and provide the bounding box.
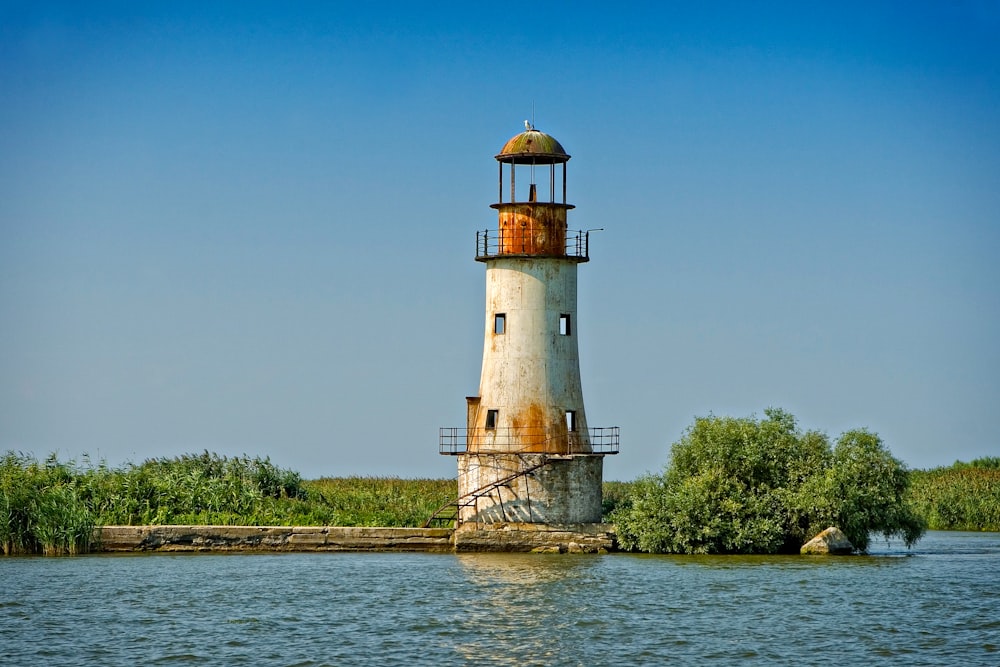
[494,313,506,335]
[486,409,498,430]
[559,314,571,336]
[566,410,577,432]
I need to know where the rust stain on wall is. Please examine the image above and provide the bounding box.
[511,402,569,454]
[497,204,567,256]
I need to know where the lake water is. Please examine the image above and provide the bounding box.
[2,531,998,666]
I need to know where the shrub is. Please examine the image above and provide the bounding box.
[601,481,634,520]
[613,409,925,554]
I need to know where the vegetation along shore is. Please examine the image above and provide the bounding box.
[3,413,997,556]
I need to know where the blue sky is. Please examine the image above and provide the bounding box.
[2,2,998,479]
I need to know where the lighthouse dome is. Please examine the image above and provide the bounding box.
[497,127,570,164]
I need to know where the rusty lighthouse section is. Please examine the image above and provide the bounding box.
[437,123,619,527]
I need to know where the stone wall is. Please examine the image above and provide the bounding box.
[96,526,454,553]
[93,524,616,554]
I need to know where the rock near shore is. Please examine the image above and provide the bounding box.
[800,526,854,555]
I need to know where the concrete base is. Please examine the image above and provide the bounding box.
[458,453,604,524]
[454,522,615,553]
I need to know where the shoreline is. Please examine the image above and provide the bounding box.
[95,523,618,554]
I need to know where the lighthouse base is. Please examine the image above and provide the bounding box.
[453,522,615,553]
[457,453,604,525]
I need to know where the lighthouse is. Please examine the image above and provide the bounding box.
[439,123,618,529]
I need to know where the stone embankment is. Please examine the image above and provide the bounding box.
[95,523,617,554]
[98,526,454,553]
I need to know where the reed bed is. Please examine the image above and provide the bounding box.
[1,451,321,554]
[1,453,95,555]
[1,452,460,554]
[304,477,457,527]
[908,458,1000,531]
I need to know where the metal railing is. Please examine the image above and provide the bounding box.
[439,426,619,455]
[476,229,590,260]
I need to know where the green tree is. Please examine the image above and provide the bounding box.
[613,409,925,554]
[827,429,924,551]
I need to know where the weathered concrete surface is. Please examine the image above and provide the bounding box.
[472,258,589,457]
[800,526,854,555]
[95,524,617,554]
[96,526,454,553]
[454,522,615,553]
[458,454,604,524]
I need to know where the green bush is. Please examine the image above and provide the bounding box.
[601,481,634,520]
[612,409,926,554]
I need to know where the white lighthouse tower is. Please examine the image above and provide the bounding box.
[438,124,618,529]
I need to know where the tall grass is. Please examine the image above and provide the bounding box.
[1,451,319,554]
[1,452,95,555]
[305,477,456,527]
[1,452,461,554]
[81,452,312,526]
[908,459,1000,531]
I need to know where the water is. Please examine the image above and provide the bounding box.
[2,531,998,666]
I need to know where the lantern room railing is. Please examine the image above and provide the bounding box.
[476,229,590,261]
[439,426,619,455]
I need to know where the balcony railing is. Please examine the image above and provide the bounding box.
[439,426,619,455]
[476,229,590,260]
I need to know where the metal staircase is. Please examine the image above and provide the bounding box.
[422,458,552,528]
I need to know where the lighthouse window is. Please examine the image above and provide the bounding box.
[494,313,506,335]
[559,314,572,336]
[486,409,499,430]
[566,410,577,432]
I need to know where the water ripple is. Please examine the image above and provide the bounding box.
[1,533,998,665]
